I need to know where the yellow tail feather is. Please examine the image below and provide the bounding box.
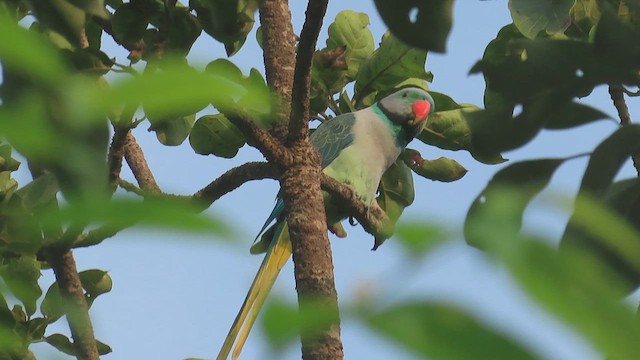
[216,222,292,360]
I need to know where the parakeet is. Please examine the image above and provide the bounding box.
[217,87,434,360]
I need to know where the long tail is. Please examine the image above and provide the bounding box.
[216,222,292,360]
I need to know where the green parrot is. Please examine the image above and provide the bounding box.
[217,87,435,360]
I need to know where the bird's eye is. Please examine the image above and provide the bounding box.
[402,93,408,98]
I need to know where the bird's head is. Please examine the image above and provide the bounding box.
[377,87,435,142]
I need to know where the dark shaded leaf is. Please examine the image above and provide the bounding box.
[367,301,538,360]
[543,101,610,129]
[149,113,196,146]
[27,317,48,340]
[13,172,59,211]
[508,0,573,39]
[561,125,640,289]
[354,32,432,106]
[28,0,86,47]
[45,334,75,355]
[465,159,565,248]
[373,0,453,53]
[189,114,246,158]
[191,0,258,56]
[167,7,202,55]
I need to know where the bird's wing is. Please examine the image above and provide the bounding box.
[310,112,356,168]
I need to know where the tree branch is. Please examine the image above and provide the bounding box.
[193,162,278,209]
[320,175,392,238]
[609,84,640,175]
[287,0,328,145]
[123,133,161,193]
[226,112,291,167]
[46,248,100,360]
[259,0,296,138]
[107,126,130,192]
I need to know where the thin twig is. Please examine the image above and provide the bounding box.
[287,0,329,145]
[609,84,640,175]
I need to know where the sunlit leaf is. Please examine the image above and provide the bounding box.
[326,10,375,79]
[367,301,538,360]
[79,269,112,299]
[374,0,453,52]
[403,149,467,183]
[0,256,42,316]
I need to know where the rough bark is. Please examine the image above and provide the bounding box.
[123,133,160,193]
[281,146,343,360]
[259,0,296,139]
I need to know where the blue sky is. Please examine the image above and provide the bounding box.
[25,1,640,359]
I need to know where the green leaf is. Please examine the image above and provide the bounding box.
[367,301,538,360]
[28,0,86,47]
[508,0,573,39]
[0,12,68,86]
[418,104,506,164]
[66,0,108,18]
[111,2,149,47]
[189,114,246,158]
[393,222,449,259]
[46,333,111,355]
[166,7,202,55]
[373,0,453,53]
[594,5,640,73]
[561,125,640,288]
[27,317,48,340]
[483,229,640,360]
[191,0,258,56]
[408,156,467,183]
[13,172,59,211]
[374,159,415,249]
[0,256,42,316]
[45,334,75,355]
[0,144,20,172]
[543,101,610,129]
[354,32,432,105]
[41,282,65,322]
[149,113,196,146]
[326,10,375,79]
[45,197,231,240]
[465,159,565,248]
[79,269,112,299]
[261,299,299,353]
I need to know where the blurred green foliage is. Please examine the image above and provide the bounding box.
[0,0,639,359]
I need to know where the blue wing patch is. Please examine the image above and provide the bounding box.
[310,112,356,168]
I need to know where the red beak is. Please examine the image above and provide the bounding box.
[412,100,431,121]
